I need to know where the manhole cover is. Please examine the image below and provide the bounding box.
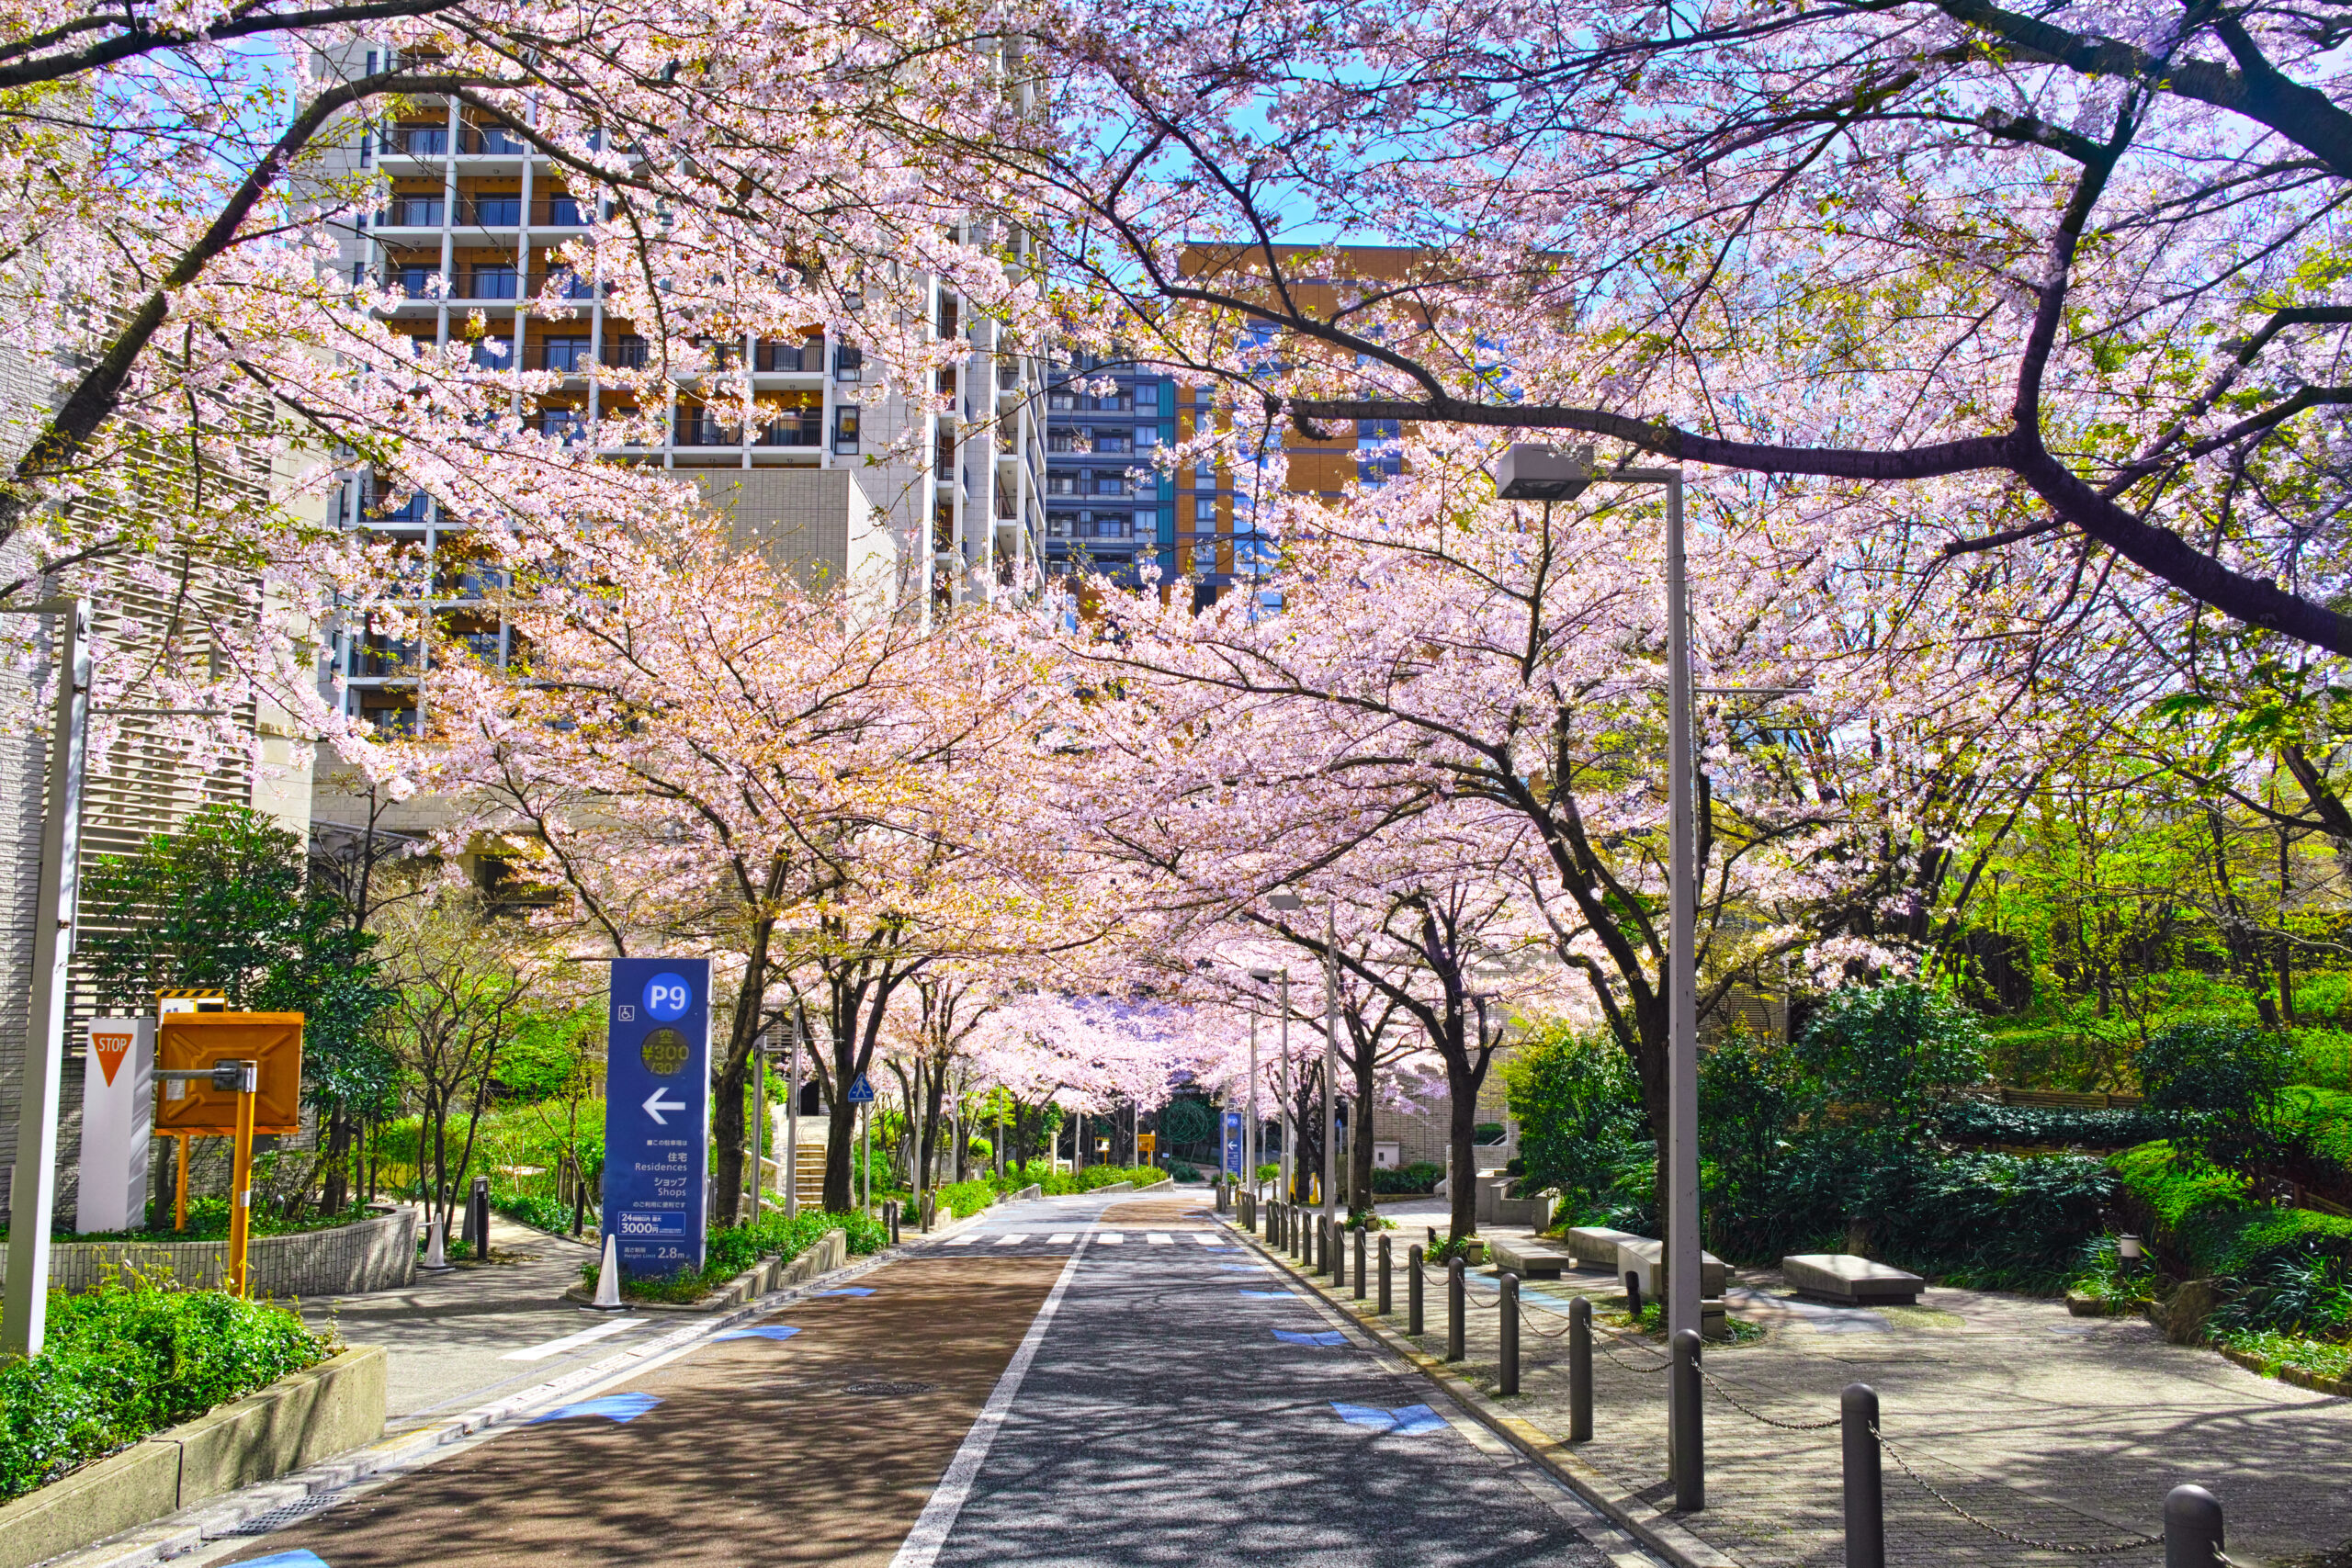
[842,1380,934,1396]
[225,1494,345,1535]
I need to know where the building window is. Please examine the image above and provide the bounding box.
[1046,472,1077,496]
[834,344,863,382]
[1135,382,1159,410]
[1136,427,1159,449]
[1046,513,1074,538]
[1047,389,1076,412]
[470,337,512,370]
[465,264,518,299]
[1093,431,1131,455]
[542,337,592,372]
[388,194,444,226]
[1357,417,1402,484]
[468,193,523,225]
[1194,497,1216,524]
[832,405,860,455]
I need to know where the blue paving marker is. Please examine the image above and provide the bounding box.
[815,1287,875,1297]
[715,1325,802,1341]
[1330,1402,1447,1434]
[531,1392,662,1424]
[1272,1329,1346,1346]
[237,1553,331,1568]
[1219,1264,1270,1272]
[1238,1289,1295,1298]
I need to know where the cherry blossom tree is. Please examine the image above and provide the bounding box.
[420,511,1078,1220]
[0,0,1054,756]
[998,0,2352,652]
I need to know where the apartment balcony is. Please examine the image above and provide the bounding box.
[756,412,822,447]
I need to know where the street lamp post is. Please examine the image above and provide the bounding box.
[1247,1009,1261,1198]
[1250,967,1292,1205]
[1492,447,1701,1353]
[1268,892,1339,1229]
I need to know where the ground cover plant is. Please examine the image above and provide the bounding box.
[579,1210,888,1304]
[0,1278,334,1503]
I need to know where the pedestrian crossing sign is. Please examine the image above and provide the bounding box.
[847,1073,875,1104]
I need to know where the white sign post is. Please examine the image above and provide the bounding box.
[75,1019,153,1233]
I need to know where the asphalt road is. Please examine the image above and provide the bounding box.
[198,1192,1657,1568]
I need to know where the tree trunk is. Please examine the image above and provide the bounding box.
[1446,1053,1480,1243]
[321,1104,351,1215]
[1351,1043,1377,1213]
[708,920,775,1227]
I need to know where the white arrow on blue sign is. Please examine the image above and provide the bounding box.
[847,1073,876,1104]
[641,1087,686,1125]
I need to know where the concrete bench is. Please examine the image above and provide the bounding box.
[1781,1253,1924,1305]
[1490,1240,1575,1280]
[1616,1237,1728,1300]
[1565,1226,1643,1269]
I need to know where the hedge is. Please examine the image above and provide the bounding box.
[0,1280,333,1503]
[1933,1101,2169,1148]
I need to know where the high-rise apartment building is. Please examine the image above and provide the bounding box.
[312,51,1047,737]
[1173,245,1418,609]
[1040,355,1175,587]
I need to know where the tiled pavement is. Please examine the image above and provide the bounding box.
[1252,1224,2352,1568]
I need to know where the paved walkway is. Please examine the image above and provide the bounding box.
[1255,1219,2352,1568]
[302,1213,677,1434]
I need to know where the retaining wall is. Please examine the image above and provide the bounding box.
[0,1206,417,1299]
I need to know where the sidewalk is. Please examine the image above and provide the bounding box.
[1255,1224,2352,1567]
[300,1213,673,1434]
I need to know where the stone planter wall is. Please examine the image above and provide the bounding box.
[0,1345,386,1568]
[0,1206,417,1300]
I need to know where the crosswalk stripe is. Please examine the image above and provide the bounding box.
[1147,1233,1173,1245]
[1047,1233,1075,1244]
[1098,1232,1125,1244]
[945,1235,979,1247]
[995,1234,1030,1246]
[1191,1233,1219,1245]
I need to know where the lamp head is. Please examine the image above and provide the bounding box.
[1267,891,1306,911]
[1491,443,1595,501]
[1249,968,1279,983]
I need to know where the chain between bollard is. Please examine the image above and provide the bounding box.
[1694,1361,1844,1431]
[1875,1427,2162,1556]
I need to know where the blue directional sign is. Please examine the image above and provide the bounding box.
[846,1072,875,1105]
[604,957,711,1280]
[1224,1110,1244,1176]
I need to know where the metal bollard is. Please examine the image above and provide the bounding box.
[1331,1218,1345,1284]
[1408,1244,1426,1336]
[2165,1484,2225,1568]
[1624,1268,1644,1317]
[1670,1327,1703,1511]
[1842,1383,1883,1568]
[1378,1234,1393,1314]
[1499,1273,1521,1395]
[1446,1257,1466,1361]
[1354,1226,1367,1298]
[1569,1296,1593,1441]
[887,1199,900,1245]
[469,1175,490,1258]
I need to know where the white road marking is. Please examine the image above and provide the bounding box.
[994,1234,1030,1246]
[1097,1232,1125,1244]
[945,1235,980,1247]
[1147,1233,1173,1245]
[500,1317,645,1362]
[888,1239,1088,1568]
[1047,1233,1075,1244]
[1192,1233,1220,1245]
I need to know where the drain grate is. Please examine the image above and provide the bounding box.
[841,1380,934,1396]
[224,1493,345,1535]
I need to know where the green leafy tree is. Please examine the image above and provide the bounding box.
[1502,1021,1648,1219]
[81,804,397,1213]
[2135,1019,2294,1174]
[1795,982,1989,1156]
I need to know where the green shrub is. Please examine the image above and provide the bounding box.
[1796,981,1989,1150]
[1507,1023,1647,1211]
[0,1279,333,1503]
[1170,1162,1202,1182]
[1933,1101,2168,1148]
[493,1191,581,1235]
[581,1209,886,1303]
[933,1180,994,1219]
[2135,1019,2293,1169]
[1372,1161,1443,1194]
[2109,1141,2252,1231]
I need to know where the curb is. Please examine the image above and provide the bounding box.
[1224,1216,1745,1568]
[35,1240,904,1568]
[2220,1344,2352,1398]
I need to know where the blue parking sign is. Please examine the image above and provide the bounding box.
[604,958,711,1280]
[1224,1109,1244,1176]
